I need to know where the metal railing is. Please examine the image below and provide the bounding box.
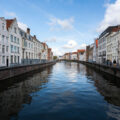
[0,59,56,69]
[87,60,120,69]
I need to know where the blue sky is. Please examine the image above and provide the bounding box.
[0,0,119,56]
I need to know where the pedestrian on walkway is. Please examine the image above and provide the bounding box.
[113,59,116,67]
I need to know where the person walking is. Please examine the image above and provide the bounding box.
[113,59,116,67]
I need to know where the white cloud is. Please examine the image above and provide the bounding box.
[63,40,77,49]
[4,11,28,31]
[52,47,64,56]
[45,37,57,43]
[48,16,74,31]
[79,43,86,49]
[97,0,120,33]
[4,11,17,18]
[18,22,28,31]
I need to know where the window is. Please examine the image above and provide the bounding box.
[14,36,16,43]
[24,40,27,47]
[14,56,16,63]
[0,56,1,64]
[6,46,9,52]
[14,27,17,33]
[6,37,8,43]
[2,45,5,53]
[18,47,19,53]
[2,23,4,30]
[26,52,28,59]
[11,45,13,53]
[14,46,16,53]
[2,35,4,42]
[17,38,19,44]
[11,35,13,42]
[2,56,5,64]
[11,55,13,64]
[31,44,33,48]
[16,47,19,53]
[18,56,19,63]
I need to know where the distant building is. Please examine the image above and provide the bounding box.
[93,39,98,63]
[41,43,48,60]
[86,44,94,62]
[63,53,69,60]
[71,52,78,60]
[48,48,53,61]
[58,56,63,60]
[77,49,86,61]
[33,35,43,60]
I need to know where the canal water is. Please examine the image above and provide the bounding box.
[0,62,120,120]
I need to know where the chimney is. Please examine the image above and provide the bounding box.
[27,28,30,34]
[33,35,36,39]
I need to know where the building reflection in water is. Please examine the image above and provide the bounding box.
[64,61,120,120]
[86,66,120,120]
[0,66,53,120]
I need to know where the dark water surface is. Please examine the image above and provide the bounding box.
[0,62,120,120]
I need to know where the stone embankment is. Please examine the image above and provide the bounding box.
[63,60,120,78]
[0,61,56,81]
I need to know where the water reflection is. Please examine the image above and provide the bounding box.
[86,67,120,106]
[0,67,53,120]
[0,62,120,120]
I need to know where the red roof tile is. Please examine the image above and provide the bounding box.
[6,19,14,30]
[72,52,77,54]
[77,49,85,53]
[95,39,98,48]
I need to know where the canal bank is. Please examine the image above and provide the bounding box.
[0,61,56,81]
[63,60,120,78]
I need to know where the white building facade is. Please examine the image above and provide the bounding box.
[112,30,120,64]
[0,17,53,67]
[98,33,107,64]
[106,30,120,64]
[0,17,9,67]
[41,43,48,60]
[33,36,43,60]
[19,28,34,60]
[7,18,22,65]
[77,50,86,61]
[71,52,78,60]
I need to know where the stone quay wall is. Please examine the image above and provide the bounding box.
[0,61,56,81]
[63,60,120,78]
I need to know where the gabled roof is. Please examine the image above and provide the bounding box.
[48,48,51,51]
[6,19,15,30]
[64,53,70,55]
[72,52,77,54]
[77,49,85,53]
[42,42,48,49]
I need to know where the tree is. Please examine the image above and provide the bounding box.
[53,56,58,60]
